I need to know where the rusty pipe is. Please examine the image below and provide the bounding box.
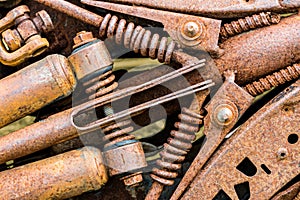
[0,147,108,200]
[0,54,76,128]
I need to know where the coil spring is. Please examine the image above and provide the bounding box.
[150,107,204,186]
[81,66,135,148]
[99,14,177,64]
[220,12,281,40]
[101,119,135,148]
[244,64,300,96]
[83,68,118,100]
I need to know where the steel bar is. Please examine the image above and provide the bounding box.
[33,0,103,27]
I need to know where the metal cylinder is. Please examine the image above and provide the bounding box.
[0,108,76,164]
[0,54,76,128]
[0,146,108,200]
[214,14,300,85]
[68,35,113,80]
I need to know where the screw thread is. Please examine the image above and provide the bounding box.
[244,64,300,96]
[220,12,281,40]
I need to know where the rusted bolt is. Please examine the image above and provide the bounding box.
[181,21,202,40]
[277,148,288,160]
[121,173,143,187]
[73,31,96,49]
[213,103,237,126]
[217,106,234,124]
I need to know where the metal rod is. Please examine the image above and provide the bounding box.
[72,80,215,132]
[33,0,103,27]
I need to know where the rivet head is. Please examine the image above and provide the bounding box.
[213,103,238,126]
[181,21,203,40]
[277,148,288,160]
[217,107,234,123]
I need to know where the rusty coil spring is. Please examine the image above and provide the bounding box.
[244,63,300,96]
[220,12,281,40]
[83,68,118,100]
[99,14,177,64]
[82,67,135,148]
[150,107,204,186]
[102,120,135,148]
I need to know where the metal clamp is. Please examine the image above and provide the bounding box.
[0,5,54,66]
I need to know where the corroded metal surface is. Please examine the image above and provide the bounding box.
[0,59,207,165]
[0,5,52,66]
[146,106,206,200]
[244,63,300,96]
[0,147,108,199]
[0,108,76,164]
[82,0,223,56]
[103,142,147,176]
[180,79,300,199]
[220,12,281,41]
[171,71,254,200]
[272,181,300,200]
[0,54,76,129]
[33,0,103,27]
[68,32,113,80]
[0,1,299,199]
[214,14,300,85]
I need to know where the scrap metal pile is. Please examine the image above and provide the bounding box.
[0,0,299,199]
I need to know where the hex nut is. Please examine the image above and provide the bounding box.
[73,31,96,49]
[121,173,143,187]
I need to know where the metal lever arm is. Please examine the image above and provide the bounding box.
[81,0,223,56]
[93,0,300,18]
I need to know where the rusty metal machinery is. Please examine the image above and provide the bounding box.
[0,0,299,200]
[0,5,54,66]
